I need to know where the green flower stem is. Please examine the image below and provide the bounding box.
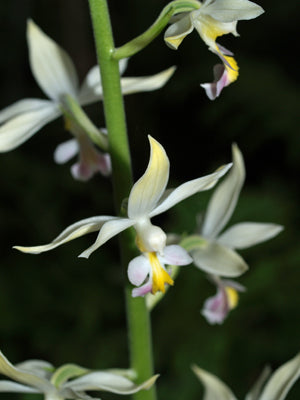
[113,0,200,60]
[88,1,156,400]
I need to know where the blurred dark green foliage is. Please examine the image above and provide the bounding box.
[0,0,299,399]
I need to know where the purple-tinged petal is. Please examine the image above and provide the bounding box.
[128,255,151,286]
[201,64,230,100]
[132,282,153,298]
[161,245,192,266]
[201,286,229,324]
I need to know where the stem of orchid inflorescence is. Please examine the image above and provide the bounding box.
[88,2,156,400]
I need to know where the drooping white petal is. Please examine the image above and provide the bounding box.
[161,245,193,266]
[164,13,194,49]
[120,66,176,95]
[78,65,103,106]
[0,98,54,124]
[201,144,244,239]
[259,353,300,400]
[128,255,151,286]
[0,351,52,393]
[16,360,53,379]
[191,241,248,277]
[150,163,232,218]
[217,222,284,250]
[79,218,135,259]
[0,102,60,152]
[201,0,264,23]
[14,216,113,254]
[27,20,79,101]
[54,139,79,164]
[61,371,158,395]
[192,365,238,400]
[0,381,40,393]
[128,136,170,219]
[245,366,272,400]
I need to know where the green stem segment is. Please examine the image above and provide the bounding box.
[88,1,156,400]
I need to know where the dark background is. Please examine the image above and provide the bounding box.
[0,0,299,399]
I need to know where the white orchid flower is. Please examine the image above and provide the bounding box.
[201,276,245,324]
[0,350,158,400]
[15,136,231,296]
[0,20,175,180]
[192,352,300,400]
[164,0,264,99]
[190,143,283,276]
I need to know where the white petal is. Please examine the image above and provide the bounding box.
[79,218,135,258]
[191,241,248,277]
[0,351,52,393]
[201,0,264,23]
[54,139,79,164]
[14,216,112,254]
[217,222,284,249]
[120,66,176,95]
[202,144,244,239]
[0,102,60,152]
[27,20,79,101]
[245,366,272,400]
[0,98,54,124]
[192,365,238,400]
[0,381,40,393]
[78,65,103,106]
[16,360,53,379]
[119,58,129,75]
[62,371,158,395]
[151,163,232,218]
[162,245,192,266]
[259,353,300,400]
[128,136,170,219]
[164,14,194,49]
[128,255,151,286]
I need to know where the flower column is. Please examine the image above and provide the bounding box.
[88,1,156,400]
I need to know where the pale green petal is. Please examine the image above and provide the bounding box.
[164,13,194,49]
[192,365,237,400]
[27,20,79,101]
[120,66,176,94]
[79,218,135,259]
[0,102,60,152]
[217,222,284,250]
[245,366,271,400]
[150,163,232,218]
[201,144,245,239]
[14,216,112,254]
[201,0,264,23]
[191,240,248,277]
[259,353,300,400]
[0,351,52,393]
[61,371,158,395]
[128,136,170,219]
[0,381,40,393]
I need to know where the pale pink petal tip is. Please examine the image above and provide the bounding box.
[201,64,229,100]
[128,256,151,286]
[54,139,79,164]
[132,282,153,298]
[201,287,229,324]
[162,245,193,266]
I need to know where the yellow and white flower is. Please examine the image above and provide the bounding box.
[15,136,231,296]
[164,0,264,99]
[0,20,175,180]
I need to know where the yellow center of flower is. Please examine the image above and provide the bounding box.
[225,287,239,310]
[148,252,174,295]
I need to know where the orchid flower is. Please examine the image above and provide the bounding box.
[164,0,264,99]
[0,20,175,180]
[201,276,245,324]
[0,350,158,400]
[14,136,231,296]
[192,352,300,400]
[184,144,282,321]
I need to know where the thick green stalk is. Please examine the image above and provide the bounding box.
[88,2,156,400]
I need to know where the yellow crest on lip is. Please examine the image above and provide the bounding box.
[148,252,174,294]
[225,287,239,310]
